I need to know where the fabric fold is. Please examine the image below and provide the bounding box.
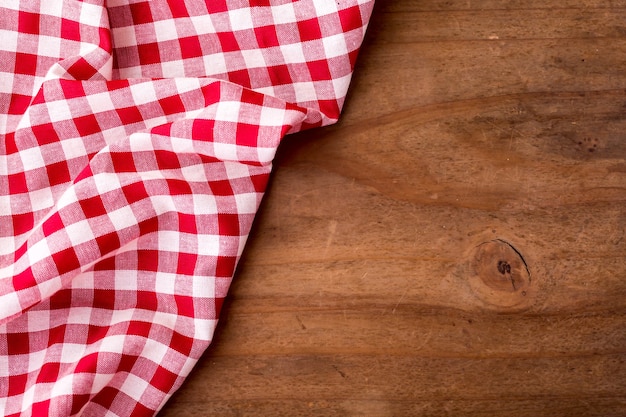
[0,0,374,415]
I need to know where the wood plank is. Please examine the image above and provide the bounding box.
[160,1,626,416]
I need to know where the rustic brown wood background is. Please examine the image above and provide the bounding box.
[160,1,626,416]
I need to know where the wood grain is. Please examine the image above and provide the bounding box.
[159,1,626,416]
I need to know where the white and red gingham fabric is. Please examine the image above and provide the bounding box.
[0,1,374,415]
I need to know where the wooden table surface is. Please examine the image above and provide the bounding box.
[160,1,626,416]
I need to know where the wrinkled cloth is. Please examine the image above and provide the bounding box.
[0,1,374,415]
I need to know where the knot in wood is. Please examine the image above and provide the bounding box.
[468,239,532,309]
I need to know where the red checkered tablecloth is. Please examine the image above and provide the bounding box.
[0,1,374,415]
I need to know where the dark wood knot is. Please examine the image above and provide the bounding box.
[469,239,532,309]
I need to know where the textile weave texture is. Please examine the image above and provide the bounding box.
[0,1,375,415]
